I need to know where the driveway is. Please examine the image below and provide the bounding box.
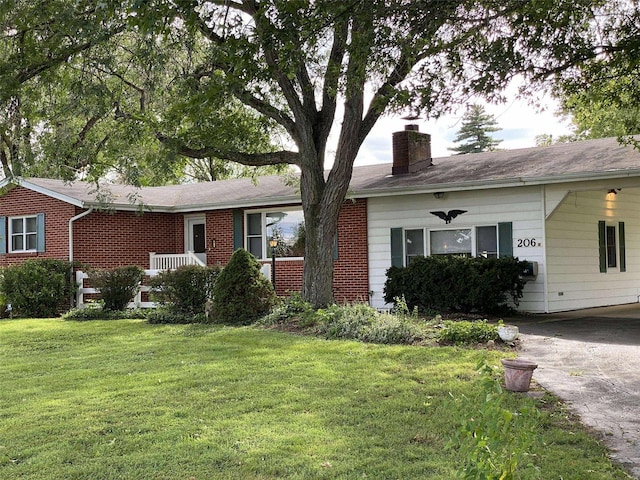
[512,304,640,479]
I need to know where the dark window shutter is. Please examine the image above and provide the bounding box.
[498,222,513,258]
[619,221,626,272]
[334,232,339,260]
[232,209,243,250]
[390,228,403,267]
[0,216,5,254]
[36,213,45,252]
[598,221,607,273]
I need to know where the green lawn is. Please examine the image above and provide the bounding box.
[0,319,629,479]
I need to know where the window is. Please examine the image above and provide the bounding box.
[390,223,511,267]
[476,225,498,258]
[10,216,38,252]
[246,209,305,259]
[599,221,625,273]
[430,229,472,256]
[405,229,424,264]
[606,225,617,268]
[598,220,627,273]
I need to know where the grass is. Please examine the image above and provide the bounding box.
[0,318,630,479]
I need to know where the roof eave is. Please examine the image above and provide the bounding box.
[350,169,640,198]
[7,177,86,207]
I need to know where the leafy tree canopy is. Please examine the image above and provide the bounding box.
[449,104,502,154]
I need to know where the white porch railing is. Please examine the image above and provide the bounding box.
[149,251,205,270]
[76,269,159,309]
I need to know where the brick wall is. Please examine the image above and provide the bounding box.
[73,210,182,268]
[0,185,370,303]
[0,186,76,266]
[334,199,369,302]
[205,210,234,266]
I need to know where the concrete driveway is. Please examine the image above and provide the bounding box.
[512,304,640,479]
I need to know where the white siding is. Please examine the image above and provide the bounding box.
[367,186,547,312]
[546,187,640,312]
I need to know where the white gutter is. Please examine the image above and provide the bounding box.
[69,207,94,263]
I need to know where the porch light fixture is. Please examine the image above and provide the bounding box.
[269,238,278,290]
[433,192,445,199]
[607,188,621,196]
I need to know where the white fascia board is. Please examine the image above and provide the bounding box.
[170,197,302,212]
[83,196,303,213]
[12,178,85,207]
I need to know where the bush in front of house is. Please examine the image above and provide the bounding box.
[315,302,424,344]
[89,266,145,311]
[210,248,277,324]
[384,256,528,314]
[149,264,221,316]
[63,307,147,321]
[437,319,499,345]
[0,259,76,318]
[259,296,425,345]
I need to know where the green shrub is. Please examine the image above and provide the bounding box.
[437,319,498,345]
[315,303,424,344]
[0,259,76,317]
[147,308,206,324]
[384,256,528,314]
[258,293,316,327]
[89,266,145,311]
[149,265,221,315]
[210,249,277,324]
[63,307,147,321]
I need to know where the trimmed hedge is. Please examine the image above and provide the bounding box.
[0,259,76,318]
[149,264,221,316]
[384,256,528,314]
[89,266,145,311]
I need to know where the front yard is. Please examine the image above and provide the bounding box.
[0,319,629,479]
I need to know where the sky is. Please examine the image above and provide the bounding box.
[353,87,575,166]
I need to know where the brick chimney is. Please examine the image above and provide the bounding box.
[391,125,432,175]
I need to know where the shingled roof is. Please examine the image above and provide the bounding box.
[7,136,640,211]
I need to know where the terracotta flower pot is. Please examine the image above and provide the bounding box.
[501,358,538,392]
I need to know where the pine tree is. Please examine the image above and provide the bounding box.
[449,105,503,154]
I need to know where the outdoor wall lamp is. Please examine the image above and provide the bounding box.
[269,238,278,290]
[433,192,445,199]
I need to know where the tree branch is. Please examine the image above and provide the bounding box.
[156,133,300,166]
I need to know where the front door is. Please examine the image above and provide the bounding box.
[186,217,207,264]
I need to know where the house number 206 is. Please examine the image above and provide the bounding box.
[517,238,537,247]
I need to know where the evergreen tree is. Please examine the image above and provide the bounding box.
[449,105,503,154]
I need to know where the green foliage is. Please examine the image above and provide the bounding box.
[260,297,425,345]
[89,266,145,311]
[210,249,277,324]
[449,104,502,154]
[146,308,207,325]
[384,256,528,314]
[63,307,147,321]
[313,303,424,345]
[258,293,316,328]
[0,259,76,318]
[449,361,540,479]
[437,320,498,345]
[149,265,221,316]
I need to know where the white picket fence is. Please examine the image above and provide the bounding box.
[76,258,273,309]
[75,269,161,309]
